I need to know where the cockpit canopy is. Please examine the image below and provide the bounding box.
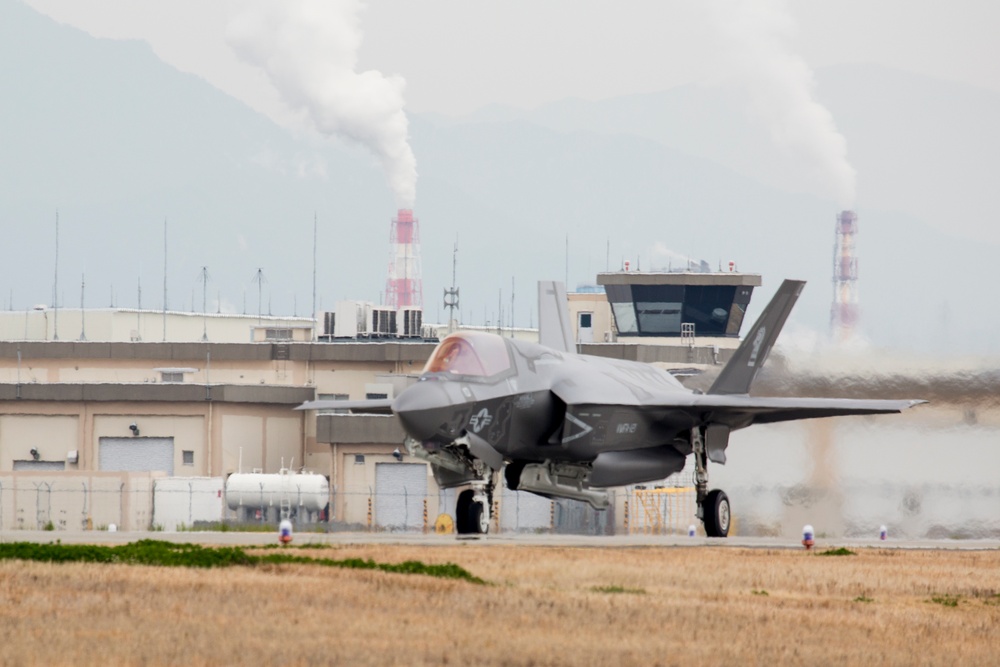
[423,331,512,379]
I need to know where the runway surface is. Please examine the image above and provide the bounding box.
[3,529,998,550]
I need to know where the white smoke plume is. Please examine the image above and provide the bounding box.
[710,0,856,206]
[228,0,417,207]
[651,242,708,271]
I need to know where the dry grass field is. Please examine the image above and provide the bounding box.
[1,543,998,666]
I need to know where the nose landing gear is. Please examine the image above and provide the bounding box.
[455,479,494,535]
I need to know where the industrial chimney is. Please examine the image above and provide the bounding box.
[830,210,859,341]
[385,209,423,309]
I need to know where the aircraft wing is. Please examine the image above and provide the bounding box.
[295,398,393,414]
[687,394,925,427]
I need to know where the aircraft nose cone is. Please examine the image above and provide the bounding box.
[392,381,454,441]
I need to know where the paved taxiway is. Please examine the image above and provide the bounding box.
[3,530,998,550]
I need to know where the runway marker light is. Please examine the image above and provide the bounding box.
[880,525,888,541]
[279,519,293,545]
[108,523,117,532]
[688,524,696,537]
[802,524,815,550]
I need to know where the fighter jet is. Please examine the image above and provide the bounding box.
[301,280,923,536]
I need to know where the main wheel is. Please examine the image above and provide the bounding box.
[469,500,489,535]
[703,489,731,538]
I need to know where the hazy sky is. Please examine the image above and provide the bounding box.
[23,0,1000,127]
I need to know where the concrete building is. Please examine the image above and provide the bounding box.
[2,277,990,537]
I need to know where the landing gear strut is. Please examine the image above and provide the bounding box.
[455,477,494,536]
[692,427,730,538]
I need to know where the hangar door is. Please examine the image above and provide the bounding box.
[375,462,427,531]
[99,437,174,475]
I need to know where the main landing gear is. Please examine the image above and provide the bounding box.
[692,427,731,538]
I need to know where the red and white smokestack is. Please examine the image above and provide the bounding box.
[385,209,423,309]
[830,210,859,341]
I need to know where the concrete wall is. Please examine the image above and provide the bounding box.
[0,471,161,531]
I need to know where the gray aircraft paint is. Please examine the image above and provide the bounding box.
[300,279,922,535]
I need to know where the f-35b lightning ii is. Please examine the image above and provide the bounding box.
[301,279,923,536]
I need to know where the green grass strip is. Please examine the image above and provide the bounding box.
[0,540,485,584]
[816,547,856,556]
[590,585,646,595]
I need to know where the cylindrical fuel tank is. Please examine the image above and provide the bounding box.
[225,471,329,512]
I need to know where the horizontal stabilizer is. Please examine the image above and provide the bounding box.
[709,279,804,395]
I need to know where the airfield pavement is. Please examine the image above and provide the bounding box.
[4,529,999,551]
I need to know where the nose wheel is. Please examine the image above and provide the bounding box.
[455,481,493,535]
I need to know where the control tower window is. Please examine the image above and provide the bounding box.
[606,283,747,337]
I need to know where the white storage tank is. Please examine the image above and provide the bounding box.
[225,470,329,513]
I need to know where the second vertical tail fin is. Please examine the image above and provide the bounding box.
[708,279,804,395]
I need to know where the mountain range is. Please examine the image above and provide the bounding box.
[1,0,997,355]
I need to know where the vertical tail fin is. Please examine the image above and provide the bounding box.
[708,279,805,395]
[538,281,575,353]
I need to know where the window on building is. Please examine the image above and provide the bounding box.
[161,371,184,383]
[182,450,194,466]
[265,328,293,341]
[354,454,365,465]
[318,393,349,415]
[365,393,389,400]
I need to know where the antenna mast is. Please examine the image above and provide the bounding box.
[251,269,266,324]
[53,210,59,340]
[162,218,168,342]
[79,273,86,341]
[312,212,317,341]
[135,277,142,341]
[199,266,210,341]
[443,238,459,333]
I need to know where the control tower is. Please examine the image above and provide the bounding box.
[596,270,762,340]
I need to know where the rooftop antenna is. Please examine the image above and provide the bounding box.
[251,268,266,324]
[510,276,515,336]
[198,266,210,341]
[443,238,459,333]
[78,273,86,341]
[564,234,569,289]
[606,237,610,272]
[312,212,317,341]
[53,210,59,340]
[162,218,168,342]
[135,277,142,341]
[109,285,113,308]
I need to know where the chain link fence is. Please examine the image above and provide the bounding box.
[0,473,699,536]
